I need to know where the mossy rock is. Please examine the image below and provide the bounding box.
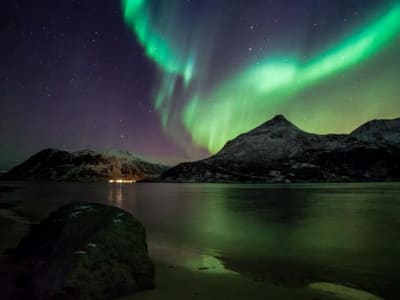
[14,202,155,299]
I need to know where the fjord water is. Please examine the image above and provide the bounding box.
[2,182,400,297]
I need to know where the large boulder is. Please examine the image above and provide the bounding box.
[13,202,155,300]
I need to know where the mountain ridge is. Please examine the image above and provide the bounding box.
[1,148,168,182]
[160,115,400,183]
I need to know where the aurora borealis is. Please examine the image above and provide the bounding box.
[184,3,400,152]
[1,0,400,167]
[123,0,400,153]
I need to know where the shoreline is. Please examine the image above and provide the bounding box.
[120,261,343,300]
[2,177,400,184]
[0,186,387,300]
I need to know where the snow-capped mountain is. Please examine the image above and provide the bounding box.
[160,115,400,183]
[350,118,400,145]
[1,149,168,182]
[211,115,346,162]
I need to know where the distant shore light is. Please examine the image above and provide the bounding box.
[109,179,136,183]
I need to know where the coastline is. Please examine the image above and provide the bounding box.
[0,208,335,300]
[0,185,386,300]
[120,261,342,300]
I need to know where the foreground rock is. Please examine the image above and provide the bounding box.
[2,149,168,182]
[13,202,155,300]
[160,115,400,183]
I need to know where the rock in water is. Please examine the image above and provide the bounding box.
[13,202,155,300]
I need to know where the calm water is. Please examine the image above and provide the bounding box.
[1,182,400,298]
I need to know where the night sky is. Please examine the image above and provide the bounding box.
[1,0,399,169]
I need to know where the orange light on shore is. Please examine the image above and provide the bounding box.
[108,179,136,183]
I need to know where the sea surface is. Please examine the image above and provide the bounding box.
[1,181,399,298]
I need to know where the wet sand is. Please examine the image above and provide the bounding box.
[119,261,345,300]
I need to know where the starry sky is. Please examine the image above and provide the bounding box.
[1,0,399,169]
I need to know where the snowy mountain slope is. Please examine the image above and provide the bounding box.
[160,115,400,183]
[350,118,400,145]
[1,149,168,182]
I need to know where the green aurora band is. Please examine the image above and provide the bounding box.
[122,1,400,154]
[122,0,197,128]
[122,0,194,83]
